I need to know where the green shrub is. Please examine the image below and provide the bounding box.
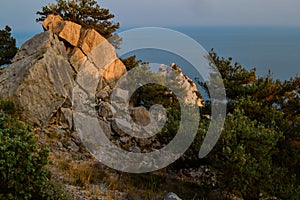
[0,26,18,67]
[40,180,72,200]
[0,100,15,114]
[207,108,300,199]
[199,50,300,199]
[0,112,50,199]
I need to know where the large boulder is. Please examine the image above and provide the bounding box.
[42,14,81,47]
[130,106,151,126]
[69,47,87,72]
[42,14,64,34]
[58,21,81,47]
[0,15,128,127]
[79,29,106,55]
[43,14,126,88]
[0,31,74,126]
[102,59,126,88]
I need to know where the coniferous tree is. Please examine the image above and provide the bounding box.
[36,0,121,47]
[0,26,18,67]
[201,50,300,199]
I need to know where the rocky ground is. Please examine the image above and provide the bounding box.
[34,125,211,200]
[35,124,245,200]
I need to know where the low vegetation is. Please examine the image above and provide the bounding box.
[0,100,71,200]
[199,51,300,199]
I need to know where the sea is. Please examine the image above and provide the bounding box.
[13,26,300,81]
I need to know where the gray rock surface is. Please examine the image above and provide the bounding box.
[163,192,182,200]
[98,102,114,119]
[111,118,132,136]
[0,15,126,128]
[130,106,151,126]
[0,31,74,126]
[158,64,203,107]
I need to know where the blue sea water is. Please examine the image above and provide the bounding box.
[13,26,300,81]
[174,26,300,81]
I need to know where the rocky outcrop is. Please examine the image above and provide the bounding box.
[0,31,74,125]
[42,14,126,84]
[158,63,203,107]
[0,14,126,126]
[0,15,202,155]
[42,14,64,34]
[0,14,208,198]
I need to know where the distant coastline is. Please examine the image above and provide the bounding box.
[13,26,300,80]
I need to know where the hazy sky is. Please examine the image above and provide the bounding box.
[0,0,300,31]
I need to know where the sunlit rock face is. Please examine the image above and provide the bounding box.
[0,14,126,126]
[0,15,202,158]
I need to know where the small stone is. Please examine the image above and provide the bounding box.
[60,108,73,129]
[52,127,67,139]
[130,106,151,126]
[164,192,182,200]
[129,146,141,153]
[120,136,129,143]
[98,102,113,119]
[137,138,152,147]
[57,141,64,149]
[96,90,110,103]
[111,118,132,136]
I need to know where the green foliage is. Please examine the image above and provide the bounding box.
[0,26,18,67]
[121,55,144,71]
[0,104,50,199]
[199,50,300,199]
[124,64,179,146]
[209,108,283,199]
[119,50,300,199]
[36,0,119,39]
[40,180,72,200]
[0,100,15,114]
